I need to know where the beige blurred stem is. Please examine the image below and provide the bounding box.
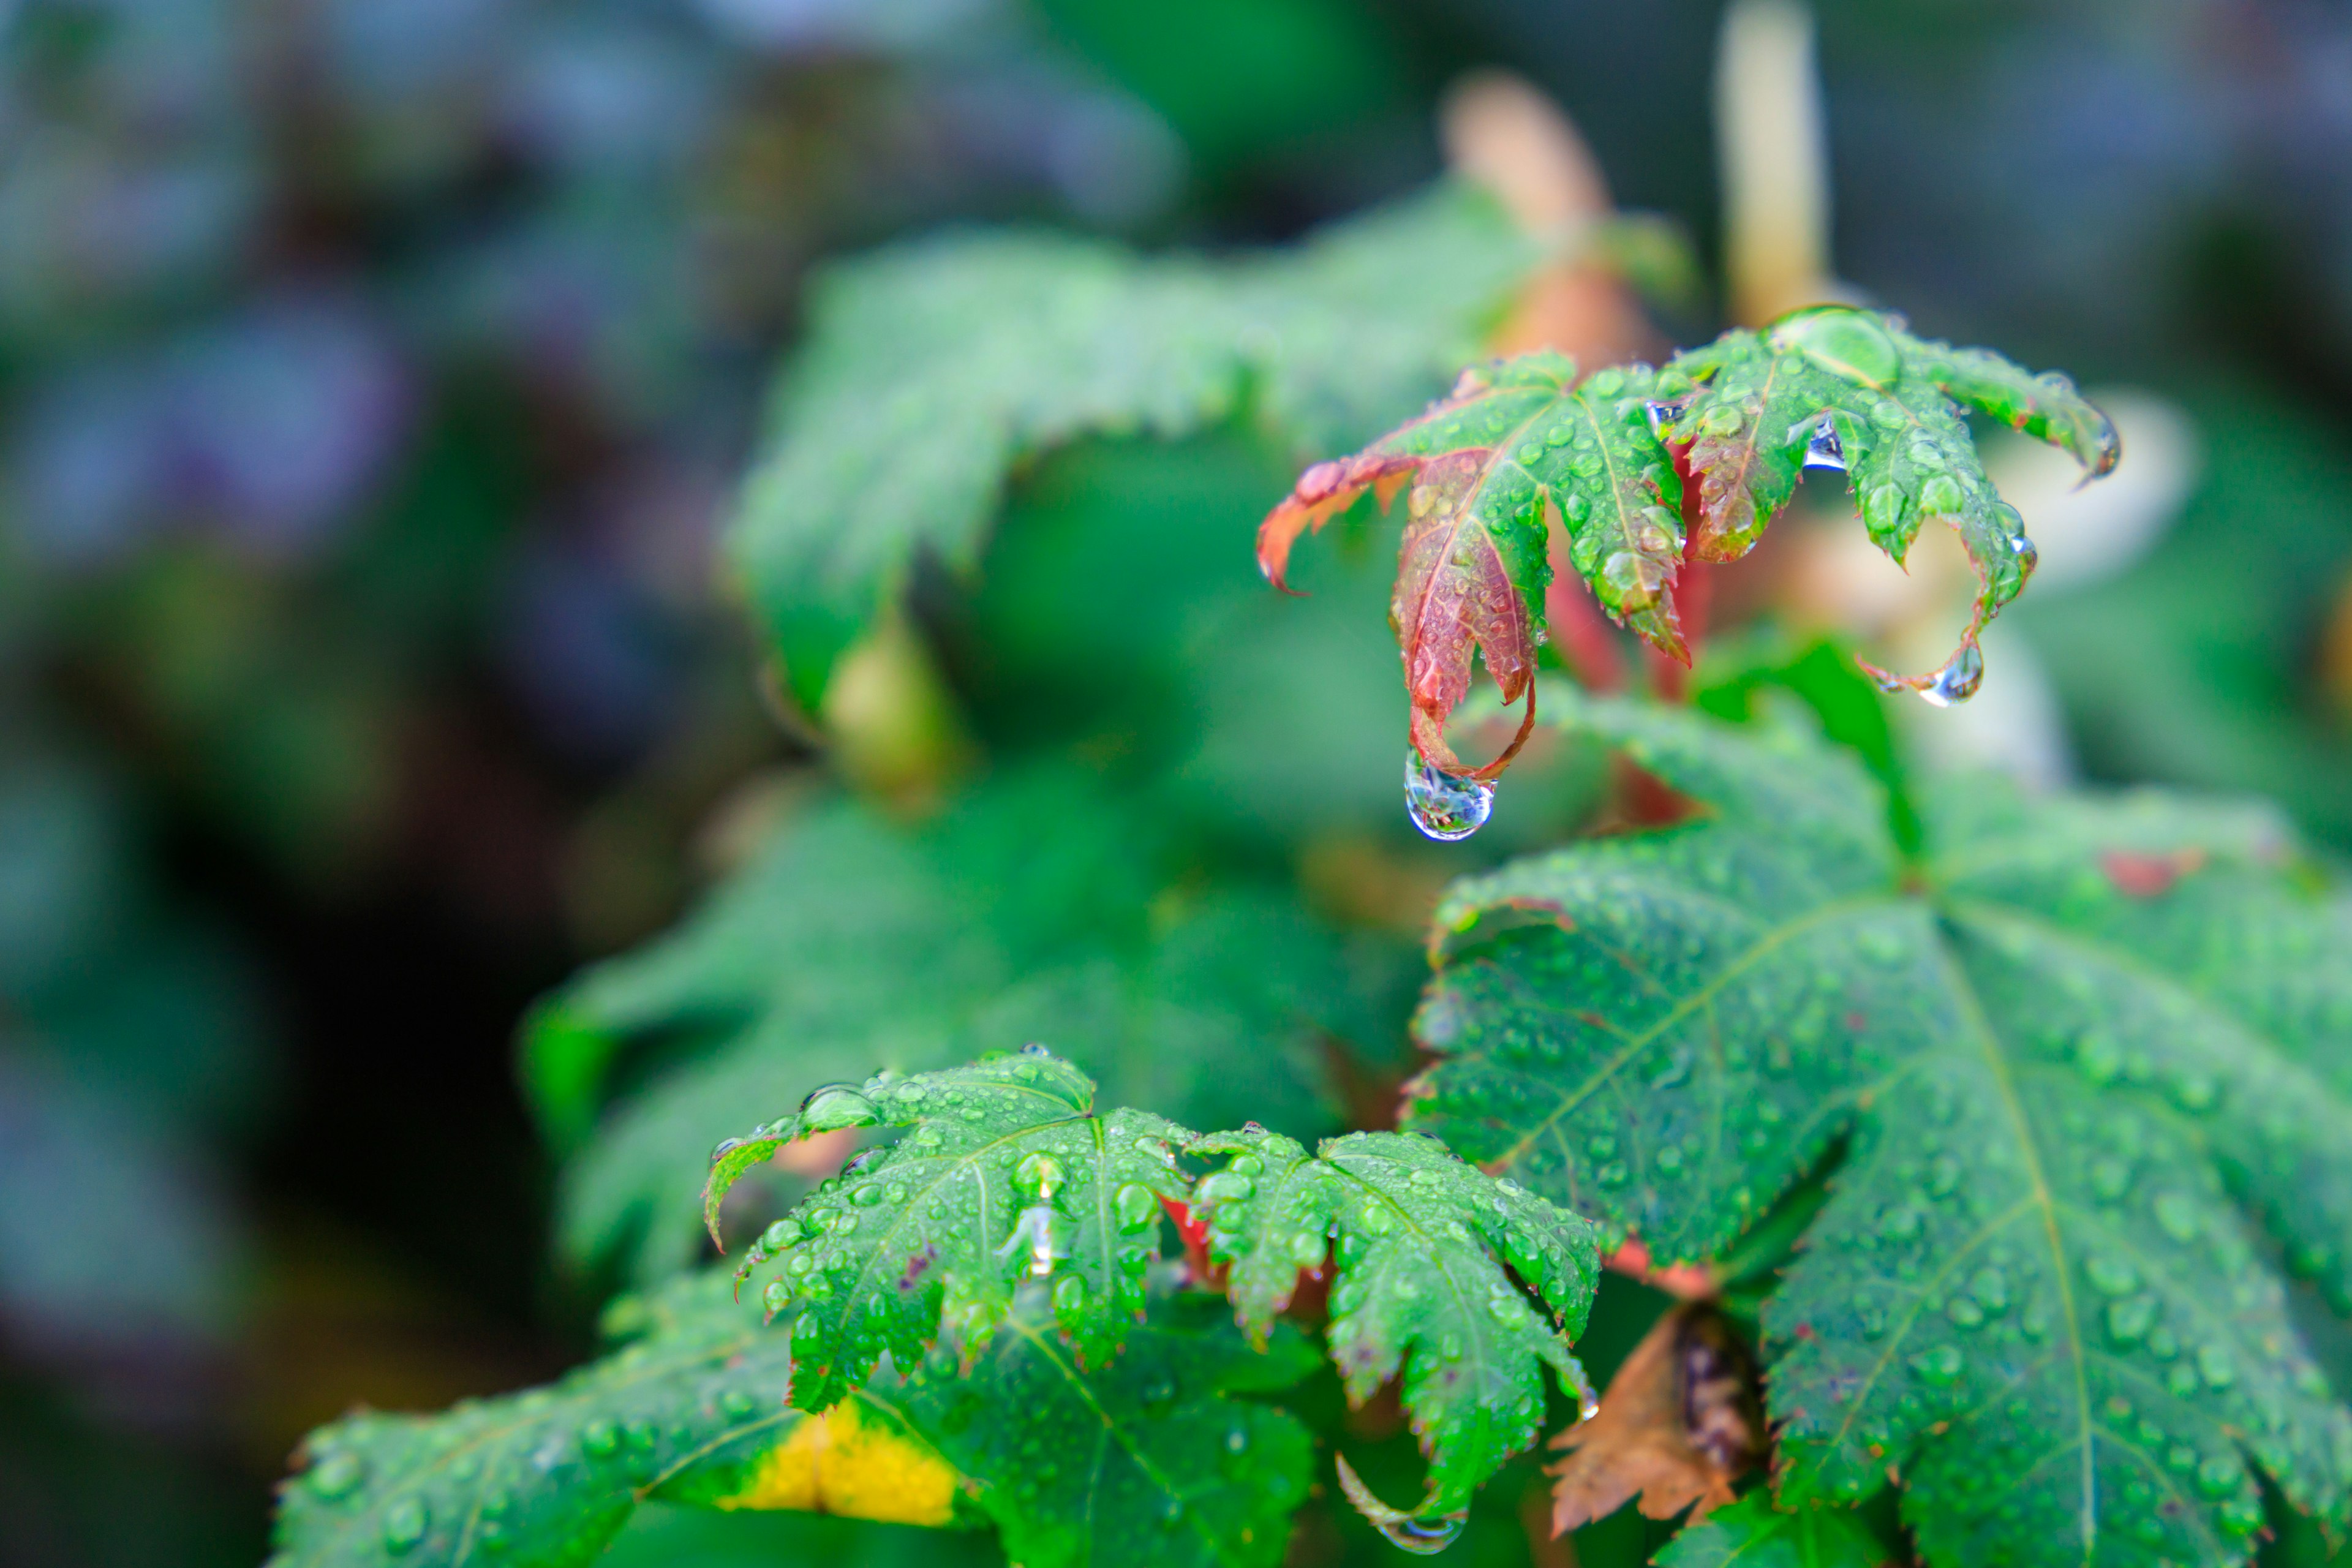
[1716,0,1858,327]
[1442,71,1657,364]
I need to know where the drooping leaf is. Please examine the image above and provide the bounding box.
[1653,1491,1889,1568]
[1549,1303,1759,1533]
[271,1271,1315,1568]
[1262,308,2115,773]
[1406,688,2352,1567]
[529,767,1393,1282]
[1256,353,1685,774]
[704,1050,1194,1403]
[728,184,1538,715]
[1186,1125,1601,1510]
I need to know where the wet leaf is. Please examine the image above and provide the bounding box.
[728,185,1535,716]
[1548,1304,1758,1532]
[1188,1125,1600,1511]
[1257,353,1684,774]
[528,767,1390,1283]
[1265,309,2113,773]
[703,1050,1192,1402]
[270,1272,1314,1568]
[1653,1492,1888,1568]
[1408,688,2352,1568]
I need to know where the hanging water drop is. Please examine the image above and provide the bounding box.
[1919,640,1985,708]
[1801,414,1845,472]
[1404,748,1494,842]
[1335,1455,1470,1556]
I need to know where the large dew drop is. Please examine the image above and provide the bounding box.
[1335,1454,1469,1555]
[1404,748,1494,842]
[1801,413,1846,472]
[1919,640,1985,708]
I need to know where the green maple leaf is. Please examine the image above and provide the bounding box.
[527,768,1391,1282]
[271,1271,1314,1568]
[1258,308,2117,771]
[705,1050,1199,1400]
[1188,1126,1602,1512]
[1405,688,2352,1567]
[1653,1493,1888,1568]
[729,183,1543,715]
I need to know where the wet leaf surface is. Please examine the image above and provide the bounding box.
[1409,689,2352,1568]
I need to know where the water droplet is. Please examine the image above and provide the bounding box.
[1918,641,1984,708]
[581,1420,621,1458]
[2010,533,2039,576]
[1802,415,1845,472]
[1909,1344,1964,1385]
[2084,1255,2141,1296]
[709,1135,747,1166]
[2106,1295,2156,1345]
[1114,1183,1161,1234]
[2153,1193,2199,1242]
[1768,306,1902,389]
[1020,1042,1051,1058]
[1052,1273,1088,1315]
[1335,1455,1468,1555]
[382,1497,429,1555]
[761,1279,793,1319]
[800,1085,879,1133]
[308,1452,367,1499]
[2197,1344,2237,1389]
[1014,1152,1066,1204]
[1404,749,1494,842]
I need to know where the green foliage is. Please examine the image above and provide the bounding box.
[728,184,1539,715]
[1408,688,2352,1567]
[1190,1127,1600,1510]
[703,1053,1599,1512]
[529,766,1402,1283]
[1652,1493,1887,1568]
[1259,307,2117,769]
[705,1049,1192,1395]
[272,1270,1317,1568]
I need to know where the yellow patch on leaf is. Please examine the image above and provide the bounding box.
[719,1397,961,1526]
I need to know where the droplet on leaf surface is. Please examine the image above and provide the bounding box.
[1766,305,1902,390]
[1404,748,1494,842]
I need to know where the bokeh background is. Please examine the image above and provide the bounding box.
[1,1,2348,1564]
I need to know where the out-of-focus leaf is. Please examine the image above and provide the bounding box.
[530,767,1390,1282]
[1408,690,2352,1568]
[1549,1304,1758,1534]
[727,183,1535,715]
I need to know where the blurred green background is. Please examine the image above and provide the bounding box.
[0,0,2346,1564]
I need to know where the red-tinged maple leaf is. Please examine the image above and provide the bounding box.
[1262,312,2119,782]
[1257,352,1685,778]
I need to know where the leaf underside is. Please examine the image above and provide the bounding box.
[1406,688,2352,1568]
[1259,307,2118,774]
[729,183,1538,716]
[1188,1126,1602,1509]
[271,1272,1314,1568]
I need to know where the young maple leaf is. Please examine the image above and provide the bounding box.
[1261,310,2117,774]
[1257,352,1683,776]
[1187,1125,1602,1513]
[704,1049,1194,1404]
[1404,688,2352,1568]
